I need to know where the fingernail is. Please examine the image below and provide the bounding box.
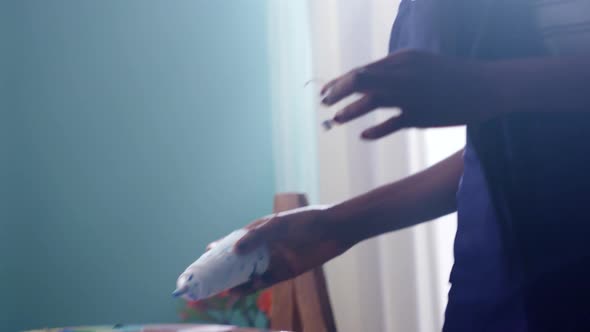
[361,130,372,139]
[320,87,331,97]
[333,115,344,123]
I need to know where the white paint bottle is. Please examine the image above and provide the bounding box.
[173,229,270,301]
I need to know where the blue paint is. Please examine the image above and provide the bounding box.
[172,288,188,298]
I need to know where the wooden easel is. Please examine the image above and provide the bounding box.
[269,193,337,332]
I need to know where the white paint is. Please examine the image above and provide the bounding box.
[175,229,270,301]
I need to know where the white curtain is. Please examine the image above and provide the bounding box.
[268,1,465,331]
[267,0,319,203]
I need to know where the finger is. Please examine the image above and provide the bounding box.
[208,217,267,252]
[235,231,263,254]
[232,215,274,254]
[234,218,276,254]
[229,280,258,297]
[361,115,407,140]
[320,79,337,97]
[333,94,379,123]
[229,274,274,296]
[321,69,364,106]
[321,55,402,106]
[320,53,394,97]
[242,216,271,231]
[322,68,398,106]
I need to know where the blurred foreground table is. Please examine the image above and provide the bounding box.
[24,324,276,332]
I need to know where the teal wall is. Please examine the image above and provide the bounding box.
[0,1,275,331]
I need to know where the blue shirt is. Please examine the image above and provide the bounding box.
[388,2,525,329]
[446,140,526,331]
[390,0,590,331]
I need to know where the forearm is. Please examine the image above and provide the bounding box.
[483,56,590,114]
[325,149,464,245]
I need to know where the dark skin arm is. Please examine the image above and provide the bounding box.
[226,149,463,294]
[327,149,464,244]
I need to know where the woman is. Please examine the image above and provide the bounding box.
[218,1,590,330]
